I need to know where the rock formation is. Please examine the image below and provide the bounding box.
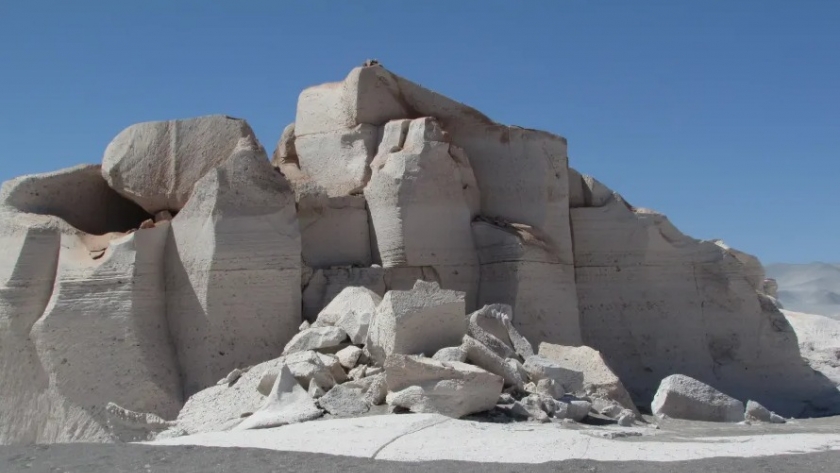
[1,62,838,444]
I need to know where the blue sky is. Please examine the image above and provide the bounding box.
[1,1,837,263]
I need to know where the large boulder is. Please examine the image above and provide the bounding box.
[165,136,301,396]
[651,374,745,422]
[366,280,466,364]
[102,115,257,214]
[315,286,382,344]
[384,355,503,418]
[538,343,636,411]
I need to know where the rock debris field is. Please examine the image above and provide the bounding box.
[1,63,839,457]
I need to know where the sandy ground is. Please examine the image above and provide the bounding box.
[2,414,839,472]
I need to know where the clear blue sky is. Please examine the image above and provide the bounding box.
[1,1,837,264]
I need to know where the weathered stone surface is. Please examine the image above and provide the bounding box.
[366,281,466,364]
[165,139,301,396]
[235,364,323,430]
[384,355,503,418]
[537,343,636,411]
[317,353,348,384]
[467,305,517,359]
[432,347,468,363]
[461,335,525,388]
[175,358,285,434]
[336,345,363,369]
[651,374,745,422]
[295,124,378,196]
[472,220,580,346]
[782,310,840,386]
[30,225,182,439]
[571,195,838,416]
[282,351,336,391]
[302,267,386,321]
[365,117,479,307]
[315,286,381,344]
[102,115,257,214]
[745,400,786,424]
[0,164,150,235]
[523,356,584,392]
[298,191,371,268]
[535,378,564,399]
[104,403,175,442]
[283,326,348,355]
[317,376,384,417]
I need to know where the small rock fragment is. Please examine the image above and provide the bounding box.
[336,345,363,369]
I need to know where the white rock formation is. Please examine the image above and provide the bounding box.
[570,179,838,416]
[538,343,636,411]
[165,138,301,396]
[315,286,381,344]
[235,364,323,430]
[366,280,466,364]
[102,115,257,214]
[283,326,348,355]
[522,356,584,392]
[30,225,182,437]
[384,355,503,418]
[2,63,839,446]
[782,310,840,386]
[745,400,786,424]
[651,374,745,422]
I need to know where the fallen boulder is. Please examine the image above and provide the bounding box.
[745,400,786,424]
[538,343,637,411]
[283,326,348,355]
[651,374,745,422]
[384,354,503,418]
[461,335,526,388]
[366,280,466,364]
[523,355,584,392]
[102,115,257,214]
[235,364,323,430]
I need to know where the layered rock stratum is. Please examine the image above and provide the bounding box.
[1,63,838,444]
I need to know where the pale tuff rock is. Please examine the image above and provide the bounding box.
[308,379,327,399]
[165,139,301,396]
[523,356,584,392]
[364,117,479,306]
[467,305,517,359]
[538,343,636,412]
[432,347,468,363]
[366,280,466,364]
[384,355,503,418]
[175,357,286,434]
[30,225,182,435]
[104,403,175,442]
[283,326,349,355]
[315,286,381,343]
[295,124,379,197]
[317,353,349,384]
[298,191,371,268]
[0,164,150,235]
[235,364,323,430]
[271,123,307,184]
[336,345,363,369]
[472,220,580,346]
[535,378,564,399]
[763,278,779,299]
[102,115,257,214]
[782,310,840,386]
[651,374,745,423]
[714,240,766,292]
[461,335,526,388]
[302,267,386,321]
[282,351,336,391]
[318,374,386,417]
[571,194,836,416]
[745,400,786,424]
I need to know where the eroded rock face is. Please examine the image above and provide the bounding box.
[30,226,182,439]
[165,137,301,396]
[102,115,257,214]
